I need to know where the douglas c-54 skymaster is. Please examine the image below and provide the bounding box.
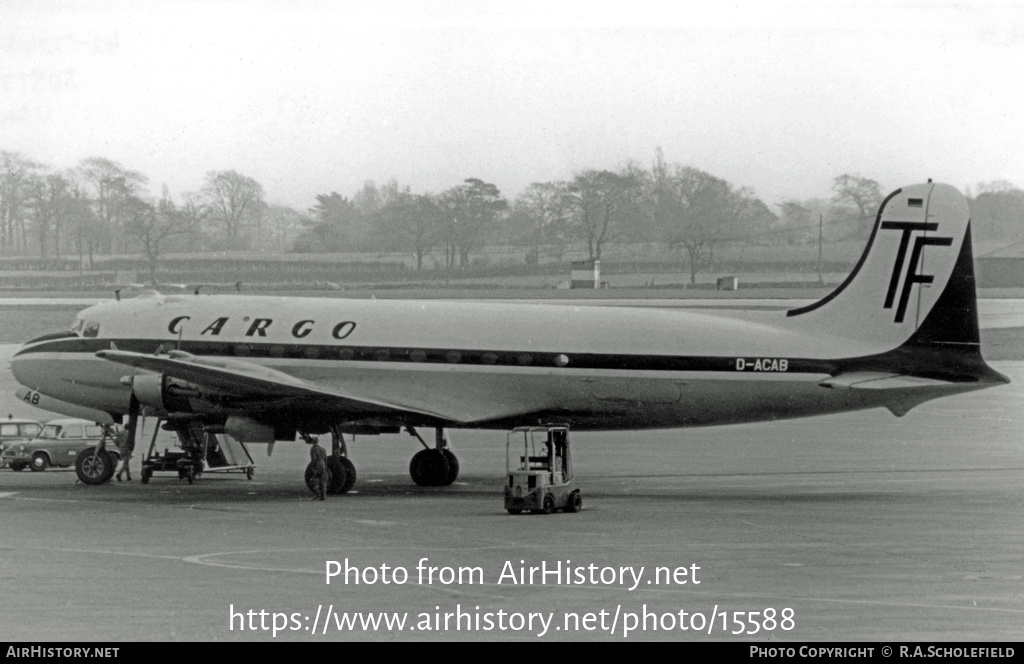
[10,182,1008,492]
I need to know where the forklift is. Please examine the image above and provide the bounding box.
[504,426,581,515]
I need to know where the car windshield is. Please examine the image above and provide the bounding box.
[38,425,63,440]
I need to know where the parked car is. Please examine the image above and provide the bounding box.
[2,419,120,472]
[0,417,43,457]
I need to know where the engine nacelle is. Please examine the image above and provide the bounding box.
[129,374,199,415]
[223,416,277,444]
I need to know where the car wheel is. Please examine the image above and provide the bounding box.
[9,462,27,471]
[30,453,49,472]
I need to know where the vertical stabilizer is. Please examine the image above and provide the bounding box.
[787,183,975,350]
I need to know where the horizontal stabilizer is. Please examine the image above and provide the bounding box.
[818,372,951,390]
[819,371,969,416]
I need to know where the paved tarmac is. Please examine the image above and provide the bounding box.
[1,361,1022,642]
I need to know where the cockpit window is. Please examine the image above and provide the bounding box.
[72,318,100,338]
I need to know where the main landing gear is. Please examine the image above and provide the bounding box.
[407,427,459,487]
[303,426,356,496]
[299,425,460,495]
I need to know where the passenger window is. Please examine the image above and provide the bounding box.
[22,424,40,436]
[64,425,84,438]
[85,426,104,437]
[0,425,17,436]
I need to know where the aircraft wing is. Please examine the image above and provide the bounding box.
[94,349,462,423]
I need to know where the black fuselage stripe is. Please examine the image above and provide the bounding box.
[17,337,836,375]
[19,335,998,383]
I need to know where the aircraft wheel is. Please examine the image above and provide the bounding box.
[326,456,356,494]
[245,467,254,480]
[409,449,450,487]
[30,453,50,472]
[565,490,582,513]
[440,449,459,485]
[75,447,116,485]
[304,462,332,497]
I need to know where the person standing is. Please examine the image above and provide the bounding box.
[308,436,328,500]
[114,428,133,481]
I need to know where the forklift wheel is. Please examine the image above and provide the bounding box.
[532,494,555,515]
[565,490,582,513]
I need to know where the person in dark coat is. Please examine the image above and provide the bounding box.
[308,436,328,500]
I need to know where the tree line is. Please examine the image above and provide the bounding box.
[2,148,1020,285]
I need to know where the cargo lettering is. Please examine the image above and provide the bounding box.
[167,316,356,340]
[735,358,788,372]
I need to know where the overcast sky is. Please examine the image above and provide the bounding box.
[2,1,1022,210]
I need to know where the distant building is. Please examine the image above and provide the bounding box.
[570,260,600,289]
[977,245,1024,287]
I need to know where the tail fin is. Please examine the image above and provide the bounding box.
[788,182,1005,383]
[788,183,974,346]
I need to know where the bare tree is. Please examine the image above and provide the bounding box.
[654,165,744,284]
[565,168,643,260]
[24,171,73,258]
[376,190,439,270]
[437,179,507,269]
[0,151,42,254]
[76,157,148,263]
[512,181,570,264]
[124,188,205,284]
[202,170,264,249]
[831,174,882,238]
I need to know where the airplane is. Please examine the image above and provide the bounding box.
[9,181,1008,493]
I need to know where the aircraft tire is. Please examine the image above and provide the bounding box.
[326,456,356,494]
[75,447,116,485]
[30,453,49,472]
[409,449,450,487]
[440,449,459,485]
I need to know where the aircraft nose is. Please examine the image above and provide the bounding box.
[10,348,48,392]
